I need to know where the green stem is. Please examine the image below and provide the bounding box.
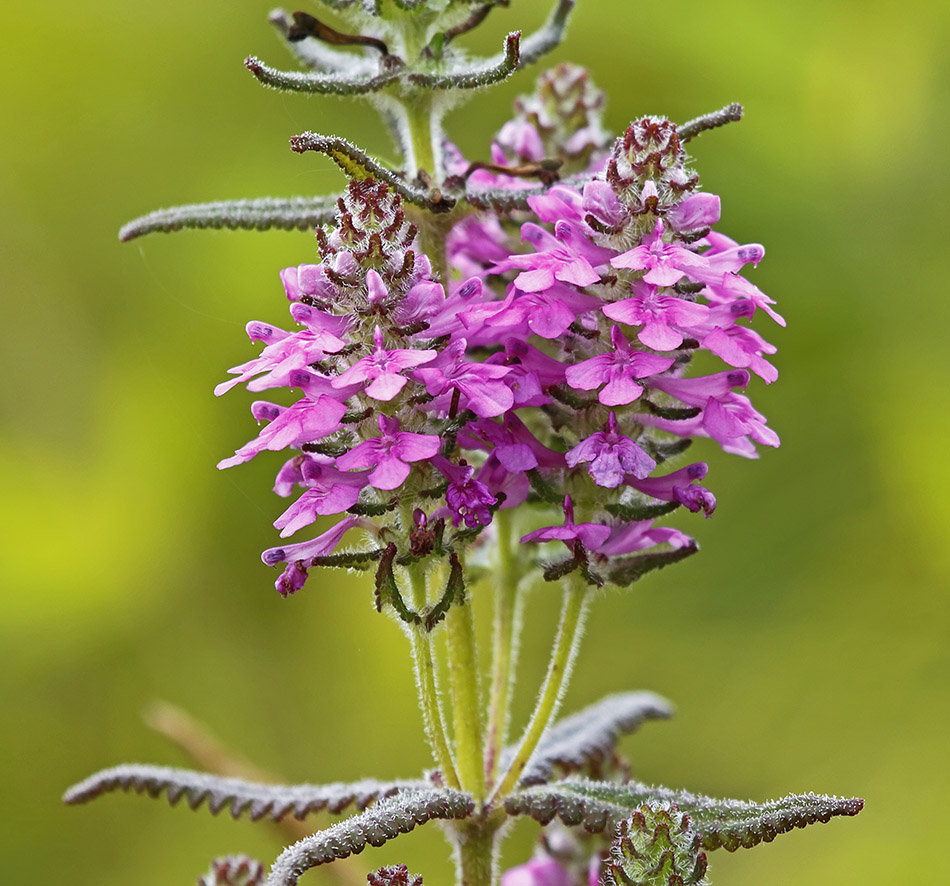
[403,92,440,180]
[490,577,592,803]
[407,563,460,789]
[453,819,499,886]
[484,510,521,788]
[444,592,486,801]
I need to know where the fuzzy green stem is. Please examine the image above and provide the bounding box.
[490,576,592,802]
[444,593,486,801]
[484,510,522,788]
[402,91,442,181]
[407,563,459,789]
[454,819,499,886]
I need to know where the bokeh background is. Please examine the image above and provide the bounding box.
[2,1,948,883]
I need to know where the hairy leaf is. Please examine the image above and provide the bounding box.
[462,171,594,213]
[266,789,474,886]
[499,692,673,785]
[506,778,863,850]
[63,764,428,821]
[605,542,699,588]
[289,133,455,212]
[118,196,338,242]
[408,32,520,90]
[245,56,401,95]
[679,102,744,142]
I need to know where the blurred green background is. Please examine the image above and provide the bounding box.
[2,1,948,883]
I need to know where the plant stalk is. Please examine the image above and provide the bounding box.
[490,576,592,802]
[444,591,487,801]
[484,510,522,788]
[407,563,460,789]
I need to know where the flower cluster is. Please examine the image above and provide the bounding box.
[217,67,780,598]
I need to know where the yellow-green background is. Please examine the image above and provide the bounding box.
[2,1,948,883]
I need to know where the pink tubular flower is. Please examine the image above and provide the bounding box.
[565,412,655,487]
[500,222,604,292]
[603,280,710,351]
[263,515,373,597]
[521,496,612,551]
[628,463,717,517]
[335,414,440,491]
[217,392,348,469]
[331,326,436,401]
[273,464,371,536]
[611,220,707,286]
[214,321,346,396]
[433,457,497,529]
[565,325,674,405]
[595,523,694,558]
[413,338,514,418]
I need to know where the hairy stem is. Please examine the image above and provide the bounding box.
[490,576,592,802]
[444,590,486,802]
[484,511,522,788]
[454,819,499,886]
[407,563,460,788]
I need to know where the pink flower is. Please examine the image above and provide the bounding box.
[566,412,656,487]
[331,326,436,401]
[273,464,371,536]
[603,280,710,351]
[611,220,707,286]
[565,325,674,406]
[521,496,612,551]
[628,463,717,517]
[335,414,440,491]
[413,339,514,418]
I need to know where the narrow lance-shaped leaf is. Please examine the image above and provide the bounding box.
[266,789,475,886]
[244,55,402,96]
[605,542,700,588]
[462,171,595,213]
[678,102,744,142]
[505,778,864,851]
[289,133,455,213]
[118,196,338,242]
[63,764,428,822]
[408,32,521,90]
[498,691,673,785]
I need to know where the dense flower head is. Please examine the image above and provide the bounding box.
[496,63,609,174]
[217,67,780,596]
